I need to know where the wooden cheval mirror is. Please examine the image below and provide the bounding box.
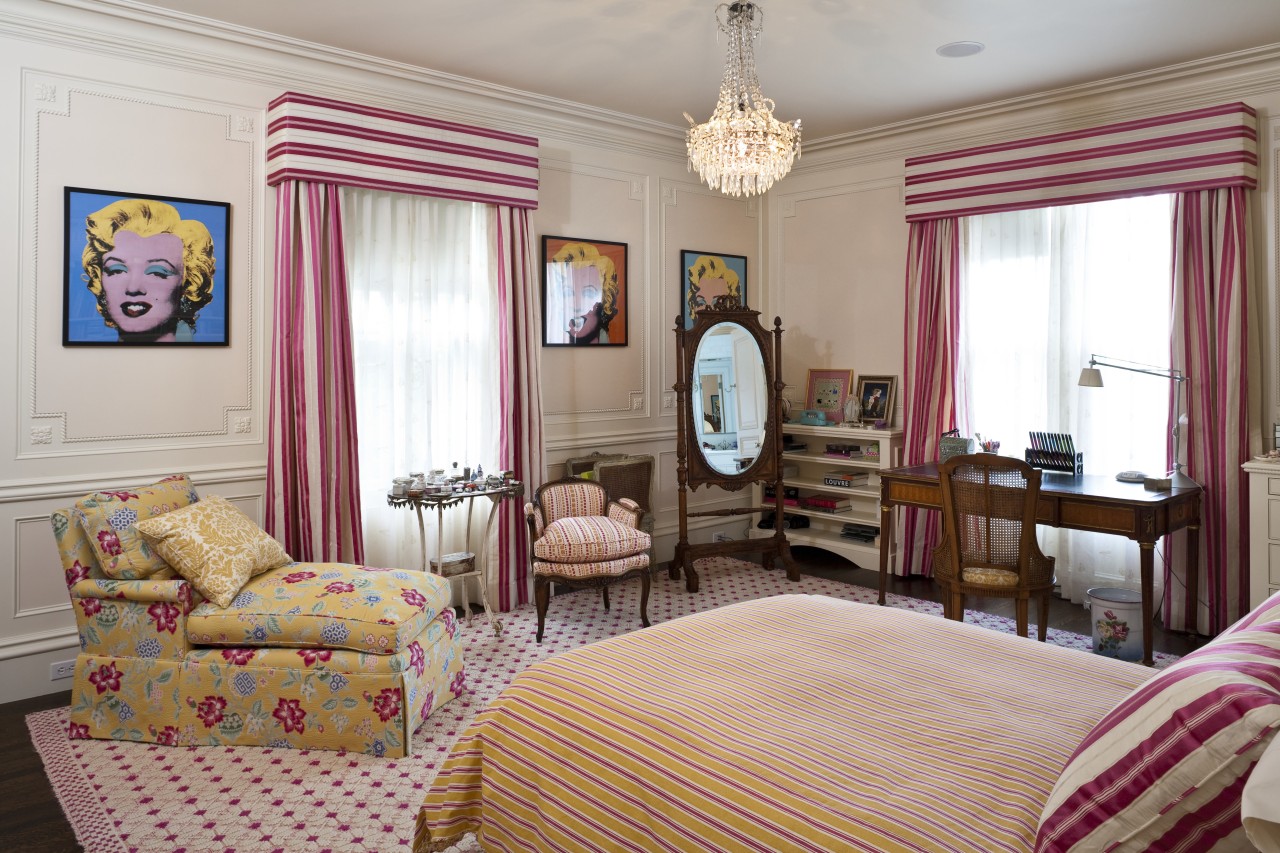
[673,298,797,592]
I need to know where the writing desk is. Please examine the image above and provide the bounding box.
[877,462,1201,666]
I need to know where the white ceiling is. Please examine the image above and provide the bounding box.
[132,0,1280,141]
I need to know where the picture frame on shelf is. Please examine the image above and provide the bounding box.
[855,374,898,427]
[63,186,231,346]
[804,369,854,424]
[542,235,628,346]
[679,249,747,329]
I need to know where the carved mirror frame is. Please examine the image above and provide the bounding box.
[672,300,797,592]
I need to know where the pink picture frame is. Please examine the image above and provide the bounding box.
[804,369,854,424]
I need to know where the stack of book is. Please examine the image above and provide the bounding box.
[840,523,879,544]
[783,437,808,453]
[823,470,870,488]
[803,495,851,513]
[763,485,801,507]
[824,443,864,459]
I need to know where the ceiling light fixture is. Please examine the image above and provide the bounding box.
[684,2,801,197]
[936,41,985,58]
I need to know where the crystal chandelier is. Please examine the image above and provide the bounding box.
[684,2,801,197]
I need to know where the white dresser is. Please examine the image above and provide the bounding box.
[1243,459,1280,608]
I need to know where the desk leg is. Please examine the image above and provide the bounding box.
[878,503,891,606]
[1185,523,1201,634]
[1140,541,1155,667]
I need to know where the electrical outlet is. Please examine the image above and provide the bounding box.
[712,532,730,543]
[49,659,76,681]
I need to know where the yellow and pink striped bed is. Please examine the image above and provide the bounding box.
[414,594,1152,852]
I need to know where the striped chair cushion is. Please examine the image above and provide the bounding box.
[540,482,606,523]
[533,552,650,579]
[1035,589,1280,852]
[533,517,650,563]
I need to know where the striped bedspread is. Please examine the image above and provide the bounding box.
[415,594,1152,852]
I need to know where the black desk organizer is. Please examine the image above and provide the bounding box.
[1025,431,1084,476]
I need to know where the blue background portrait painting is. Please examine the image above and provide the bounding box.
[63,187,231,346]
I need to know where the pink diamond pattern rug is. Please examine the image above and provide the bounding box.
[28,558,1175,852]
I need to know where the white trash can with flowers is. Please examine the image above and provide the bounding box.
[1087,587,1144,662]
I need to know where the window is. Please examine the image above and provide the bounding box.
[343,189,501,570]
[960,194,1173,602]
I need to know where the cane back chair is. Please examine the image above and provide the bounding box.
[932,454,1056,640]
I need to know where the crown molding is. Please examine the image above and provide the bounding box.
[3,0,687,161]
[798,42,1280,173]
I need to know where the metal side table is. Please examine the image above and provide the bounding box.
[387,481,524,636]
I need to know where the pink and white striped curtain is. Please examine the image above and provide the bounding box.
[898,218,963,576]
[1167,187,1255,634]
[494,206,545,608]
[266,181,364,563]
[265,92,542,601]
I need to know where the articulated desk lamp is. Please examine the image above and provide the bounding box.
[1077,354,1197,489]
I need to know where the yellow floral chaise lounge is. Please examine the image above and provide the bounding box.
[51,475,464,758]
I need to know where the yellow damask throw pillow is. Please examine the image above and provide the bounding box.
[135,495,292,608]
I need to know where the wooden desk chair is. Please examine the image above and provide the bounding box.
[932,453,1056,640]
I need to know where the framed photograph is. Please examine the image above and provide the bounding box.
[542,235,628,346]
[855,374,898,427]
[805,369,854,424]
[63,186,230,346]
[680,250,747,329]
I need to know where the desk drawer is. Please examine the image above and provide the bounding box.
[1270,499,1280,540]
[1269,477,1280,496]
[1272,543,1280,585]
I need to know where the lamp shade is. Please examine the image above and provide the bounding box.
[1078,367,1104,387]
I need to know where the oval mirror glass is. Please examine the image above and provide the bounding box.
[692,321,768,475]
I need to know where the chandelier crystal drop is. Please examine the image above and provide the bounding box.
[685,1,801,197]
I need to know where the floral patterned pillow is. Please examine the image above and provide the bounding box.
[135,495,291,608]
[73,474,198,579]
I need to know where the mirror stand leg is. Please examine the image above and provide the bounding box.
[779,539,799,582]
[684,553,699,593]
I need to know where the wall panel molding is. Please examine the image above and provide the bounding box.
[0,464,268,504]
[770,177,903,354]
[19,71,262,457]
[539,160,652,421]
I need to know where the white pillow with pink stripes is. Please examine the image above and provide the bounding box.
[1036,590,1280,852]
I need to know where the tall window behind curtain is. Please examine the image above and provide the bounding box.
[960,194,1173,604]
[343,189,501,570]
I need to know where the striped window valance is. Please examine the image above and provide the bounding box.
[904,102,1256,222]
[266,92,539,209]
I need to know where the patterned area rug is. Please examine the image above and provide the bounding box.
[28,558,1173,852]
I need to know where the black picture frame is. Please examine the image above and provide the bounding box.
[63,186,231,346]
[541,235,628,346]
[680,249,748,329]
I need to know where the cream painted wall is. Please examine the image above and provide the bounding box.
[775,56,1280,449]
[0,0,727,703]
[3,0,1280,706]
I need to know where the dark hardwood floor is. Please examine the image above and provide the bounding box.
[0,548,1210,852]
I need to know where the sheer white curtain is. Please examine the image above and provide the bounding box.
[959,194,1173,604]
[343,189,501,570]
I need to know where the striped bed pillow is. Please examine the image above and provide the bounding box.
[1036,590,1280,852]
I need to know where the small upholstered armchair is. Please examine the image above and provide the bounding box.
[932,453,1056,640]
[525,478,652,643]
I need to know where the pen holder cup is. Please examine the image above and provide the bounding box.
[1025,449,1084,476]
